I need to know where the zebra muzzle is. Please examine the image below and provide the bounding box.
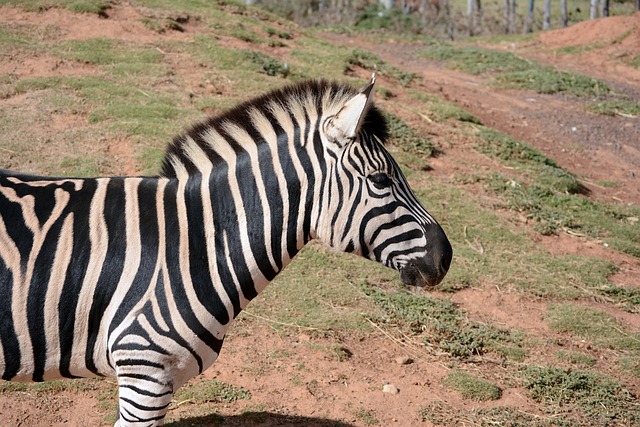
[399,227,452,287]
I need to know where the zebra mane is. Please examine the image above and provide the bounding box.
[160,79,389,179]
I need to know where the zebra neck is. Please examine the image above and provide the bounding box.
[176,158,316,314]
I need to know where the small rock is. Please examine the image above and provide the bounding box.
[395,356,414,365]
[383,383,400,394]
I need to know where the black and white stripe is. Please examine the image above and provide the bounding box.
[0,76,451,426]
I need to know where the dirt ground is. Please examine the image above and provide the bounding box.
[0,4,638,426]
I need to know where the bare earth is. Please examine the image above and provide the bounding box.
[0,4,638,427]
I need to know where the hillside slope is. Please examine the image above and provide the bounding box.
[0,2,638,426]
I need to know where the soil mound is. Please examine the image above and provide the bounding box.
[540,12,640,54]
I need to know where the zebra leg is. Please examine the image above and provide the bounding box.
[114,369,174,426]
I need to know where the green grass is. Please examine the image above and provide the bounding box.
[385,112,436,158]
[0,0,109,13]
[408,89,482,124]
[354,408,379,426]
[59,156,102,178]
[175,380,251,404]
[422,45,532,75]
[0,378,101,393]
[472,127,640,254]
[523,366,638,424]
[57,38,167,77]
[245,243,393,333]
[363,285,525,360]
[442,370,502,400]
[0,26,31,53]
[586,99,640,116]
[555,350,596,367]
[418,401,562,426]
[423,44,620,107]
[495,68,610,97]
[418,179,618,299]
[245,51,289,77]
[345,49,416,86]
[1,1,638,425]
[599,285,640,313]
[547,304,640,352]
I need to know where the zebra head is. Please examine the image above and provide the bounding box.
[316,76,452,287]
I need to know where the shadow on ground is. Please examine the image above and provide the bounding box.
[166,411,355,426]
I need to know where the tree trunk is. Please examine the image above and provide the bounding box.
[525,0,534,33]
[543,0,551,29]
[443,0,453,39]
[637,0,640,12]
[602,0,609,17]
[380,0,394,9]
[590,0,599,19]
[561,0,568,27]
[505,0,510,33]
[509,0,517,33]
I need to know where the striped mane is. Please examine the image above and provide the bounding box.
[160,79,389,179]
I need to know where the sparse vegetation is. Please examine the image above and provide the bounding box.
[523,366,638,424]
[384,112,436,158]
[442,370,502,400]
[0,0,638,426]
[362,285,525,360]
[175,380,251,404]
[423,45,532,75]
[345,49,416,86]
[547,304,640,352]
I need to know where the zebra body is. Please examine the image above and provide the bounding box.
[0,76,452,425]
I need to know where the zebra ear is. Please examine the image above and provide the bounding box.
[326,74,376,144]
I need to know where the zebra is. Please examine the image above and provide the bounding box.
[0,75,452,425]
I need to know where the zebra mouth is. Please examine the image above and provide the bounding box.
[399,257,449,288]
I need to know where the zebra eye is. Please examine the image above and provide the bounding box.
[368,173,393,189]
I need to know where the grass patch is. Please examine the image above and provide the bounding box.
[0,0,108,13]
[354,408,379,426]
[0,378,100,393]
[67,0,110,15]
[547,304,640,352]
[423,45,614,102]
[230,24,263,44]
[620,356,640,378]
[385,112,436,158]
[599,285,640,313]
[175,380,250,404]
[0,26,31,53]
[363,285,525,360]
[246,243,393,333]
[473,127,640,252]
[415,179,619,299]
[407,90,481,124]
[586,99,640,116]
[245,51,289,77]
[555,350,596,367]
[523,366,638,424]
[59,156,102,178]
[495,68,609,97]
[345,49,416,86]
[58,38,163,66]
[443,370,502,400]
[418,401,561,426]
[422,45,532,75]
